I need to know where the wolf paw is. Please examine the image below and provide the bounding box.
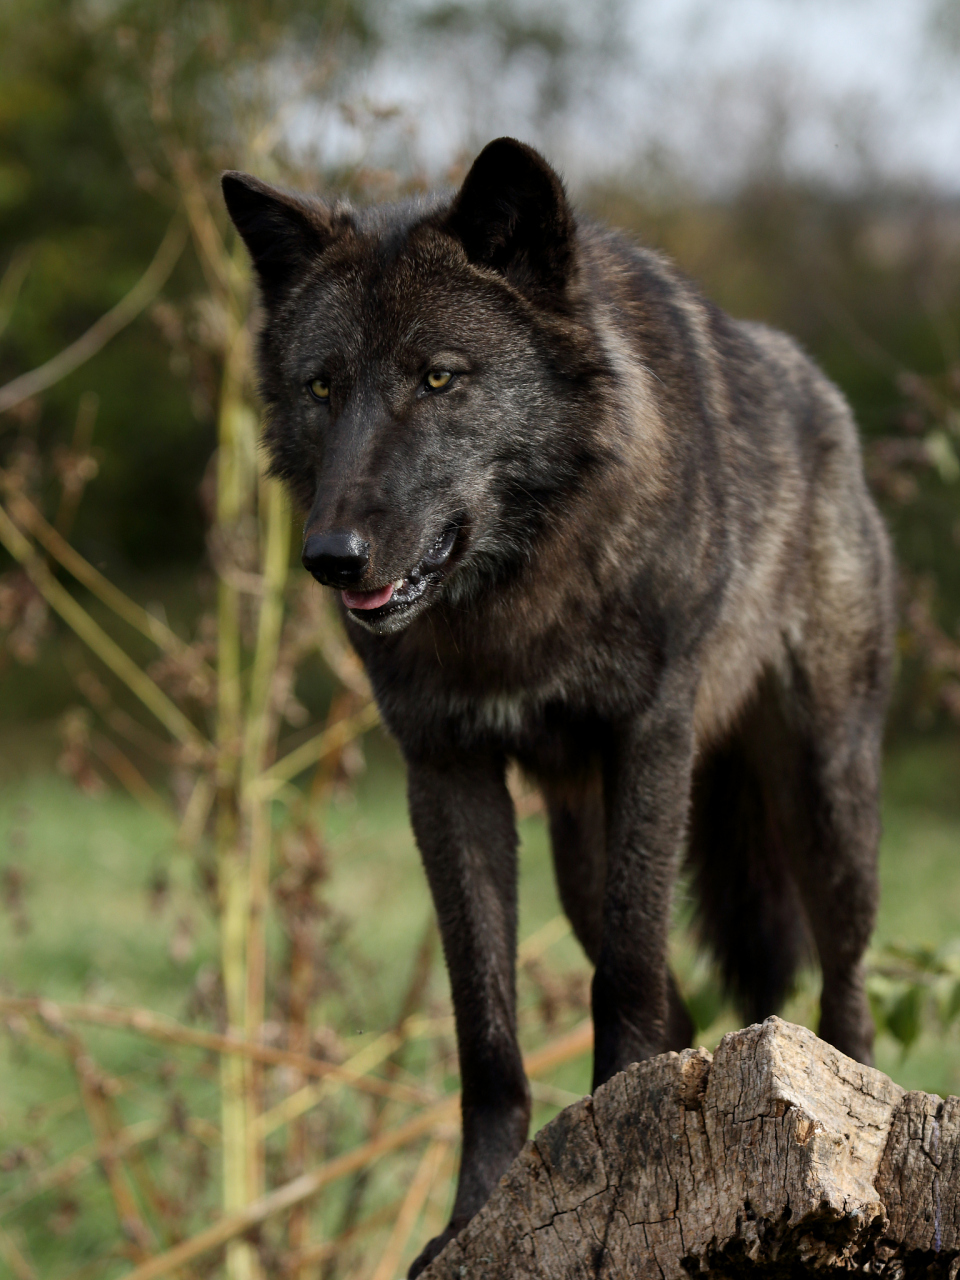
[406,1216,471,1278]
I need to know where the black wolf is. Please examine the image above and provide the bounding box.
[223,139,893,1275]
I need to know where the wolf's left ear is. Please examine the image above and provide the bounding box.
[444,138,575,301]
[222,172,338,302]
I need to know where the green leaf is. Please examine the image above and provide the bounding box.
[886,984,924,1053]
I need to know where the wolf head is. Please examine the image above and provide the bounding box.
[223,138,609,635]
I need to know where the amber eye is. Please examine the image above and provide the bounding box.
[425,369,453,391]
[307,378,330,402]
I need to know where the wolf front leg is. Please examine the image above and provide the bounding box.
[405,751,530,1278]
[591,700,697,1090]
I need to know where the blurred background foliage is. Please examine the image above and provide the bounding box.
[3,0,959,729]
[0,0,370,569]
[0,1,959,1276]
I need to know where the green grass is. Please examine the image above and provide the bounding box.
[0,730,958,1273]
[869,739,960,1094]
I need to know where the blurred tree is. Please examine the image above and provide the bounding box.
[0,0,371,572]
[405,0,624,159]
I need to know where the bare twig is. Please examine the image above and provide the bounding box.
[0,1118,218,1219]
[317,923,439,1264]
[90,733,171,815]
[0,504,209,755]
[0,998,426,1106]
[0,1224,36,1280]
[280,1196,407,1272]
[241,478,291,792]
[60,1031,156,1260]
[116,1022,593,1280]
[53,390,100,539]
[254,1025,412,1140]
[241,476,292,1211]
[121,1097,463,1280]
[8,490,214,679]
[367,1139,448,1280]
[212,301,261,1280]
[419,1141,457,1251]
[518,914,571,962]
[163,144,242,307]
[177,775,215,848]
[257,703,381,796]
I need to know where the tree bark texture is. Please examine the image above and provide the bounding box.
[422,1017,959,1279]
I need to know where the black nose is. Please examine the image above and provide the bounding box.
[301,529,370,587]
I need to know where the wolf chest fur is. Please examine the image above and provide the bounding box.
[223,137,894,1276]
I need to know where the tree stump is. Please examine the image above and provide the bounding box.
[423,1017,959,1278]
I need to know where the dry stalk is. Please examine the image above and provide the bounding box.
[58,1031,157,1262]
[9,490,214,678]
[177,775,216,848]
[418,1142,458,1255]
[323,924,440,1270]
[52,390,100,539]
[366,1139,449,1280]
[0,1000,426,1105]
[121,1096,463,1280]
[280,1195,408,1273]
[0,1224,36,1280]
[205,214,261,1278]
[278,841,318,1272]
[256,702,381,796]
[116,1022,593,1280]
[0,1117,220,1220]
[273,694,359,1274]
[97,1095,190,1261]
[242,474,292,1211]
[254,1026,414,1141]
[0,504,208,754]
[89,732,171,815]
[517,914,572,962]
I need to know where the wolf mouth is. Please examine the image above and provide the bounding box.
[342,518,462,620]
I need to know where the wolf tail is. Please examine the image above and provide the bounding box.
[685,693,810,1026]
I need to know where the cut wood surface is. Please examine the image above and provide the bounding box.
[423,1017,959,1278]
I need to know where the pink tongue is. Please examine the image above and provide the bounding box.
[342,583,395,611]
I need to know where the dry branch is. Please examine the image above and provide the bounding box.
[0,1117,217,1220]
[0,1223,36,1280]
[8,491,214,678]
[115,1022,593,1279]
[0,505,208,754]
[0,998,427,1106]
[279,1195,407,1272]
[422,1017,959,1280]
[256,701,381,795]
[368,1138,449,1280]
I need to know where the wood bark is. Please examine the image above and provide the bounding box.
[423,1017,959,1279]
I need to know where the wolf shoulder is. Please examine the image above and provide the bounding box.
[578,221,865,474]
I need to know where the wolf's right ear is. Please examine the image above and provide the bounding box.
[221,172,338,302]
[444,138,576,303]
